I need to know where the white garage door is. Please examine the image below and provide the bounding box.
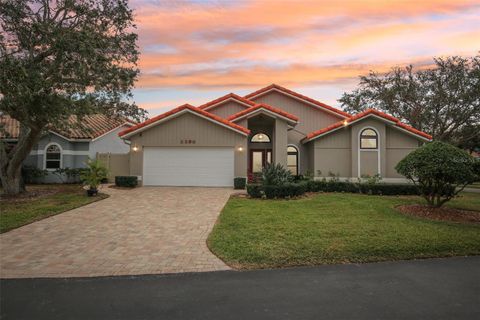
[143,147,234,187]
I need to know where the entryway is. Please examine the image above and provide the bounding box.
[249,149,272,174]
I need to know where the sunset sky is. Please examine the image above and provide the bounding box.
[130,0,480,116]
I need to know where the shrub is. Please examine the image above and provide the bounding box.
[80,159,108,192]
[234,177,246,190]
[246,184,263,198]
[396,141,477,207]
[21,165,47,184]
[248,179,419,199]
[358,183,419,195]
[261,163,292,186]
[304,179,419,195]
[473,159,480,182]
[247,182,308,199]
[54,167,87,183]
[115,176,138,188]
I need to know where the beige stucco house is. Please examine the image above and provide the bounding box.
[119,84,432,187]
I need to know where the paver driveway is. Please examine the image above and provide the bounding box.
[0,187,233,278]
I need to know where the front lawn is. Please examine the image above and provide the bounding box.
[208,192,480,269]
[0,184,108,233]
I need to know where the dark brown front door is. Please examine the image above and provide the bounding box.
[249,149,272,174]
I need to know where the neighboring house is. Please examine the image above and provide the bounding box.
[119,84,432,187]
[0,114,134,183]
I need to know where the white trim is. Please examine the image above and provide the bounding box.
[287,143,300,175]
[121,109,249,139]
[91,123,133,142]
[230,108,298,125]
[31,149,90,156]
[201,97,253,111]
[248,88,348,119]
[48,130,91,142]
[43,142,63,170]
[357,126,380,178]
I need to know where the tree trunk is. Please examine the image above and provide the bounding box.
[0,124,42,195]
[0,167,24,194]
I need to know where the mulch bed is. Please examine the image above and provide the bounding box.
[397,204,480,224]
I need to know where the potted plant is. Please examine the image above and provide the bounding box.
[80,159,108,196]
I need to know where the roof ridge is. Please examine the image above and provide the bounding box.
[244,84,351,118]
[198,92,255,110]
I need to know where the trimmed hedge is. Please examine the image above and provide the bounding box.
[247,180,419,199]
[247,182,308,199]
[115,176,138,188]
[234,177,247,190]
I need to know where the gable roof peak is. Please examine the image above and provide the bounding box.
[198,92,255,110]
[227,102,299,123]
[119,103,250,138]
[244,84,350,118]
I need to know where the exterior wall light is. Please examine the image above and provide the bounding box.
[132,145,139,152]
[343,120,348,126]
[237,146,243,152]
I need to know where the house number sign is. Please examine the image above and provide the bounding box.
[180,139,196,144]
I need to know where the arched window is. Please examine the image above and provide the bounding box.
[45,143,62,170]
[360,128,378,149]
[287,145,298,175]
[251,133,271,143]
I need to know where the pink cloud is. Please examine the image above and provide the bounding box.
[129,0,480,106]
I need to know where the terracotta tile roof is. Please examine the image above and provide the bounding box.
[0,114,132,140]
[244,84,351,118]
[0,114,20,139]
[119,104,250,137]
[302,108,432,142]
[198,93,255,110]
[227,103,299,122]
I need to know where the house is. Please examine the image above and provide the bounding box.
[0,114,134,182]
[119,84,432,187]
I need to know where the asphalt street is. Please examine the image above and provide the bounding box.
[1,256,479,320]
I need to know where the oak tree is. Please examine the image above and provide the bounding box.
[0,0,146,194]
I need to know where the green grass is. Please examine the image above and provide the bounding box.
[1,185,108,233]
[208,192,480,269]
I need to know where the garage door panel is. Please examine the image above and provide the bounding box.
[143,147,234,186]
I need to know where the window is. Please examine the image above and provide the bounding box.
[287,145,298,175]
[360,128,378,149]
[45,144,62,169]
[251,133,271,143]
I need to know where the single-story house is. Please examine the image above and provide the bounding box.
[1,114,134,182]
[119,84,432,187]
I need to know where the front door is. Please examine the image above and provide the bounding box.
[249,149,272,174]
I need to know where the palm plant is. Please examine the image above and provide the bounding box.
[261,163,293,186]
[80,159,108,196]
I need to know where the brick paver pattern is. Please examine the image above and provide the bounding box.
[0,187,233,278]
